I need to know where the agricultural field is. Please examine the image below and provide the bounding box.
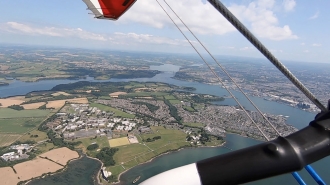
[169,99,181,104]
[2,61,69,82]
[0,108,50,118]
[0,107,51,146]
[90,103,135,118]
[51,91,71,96]
[39,147,79,165]
[0,134,21,147]
[0,167,20,185]
[21,102,46,110]
[46,98,88,109]
[0,97,25,107]
[0,147,78,183]
[0,118,45,134]
[109,92,127,98]
[109,137,130,147]
[14,157,63,181]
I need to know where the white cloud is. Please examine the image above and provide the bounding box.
[3,22,107,41]
[121,0,235,35]
[111,32,188,46]
[304,50,309,53]
[300,42,305,46]
[282,0,296,12]
[230,0,298,40]
[309,11,319,20]
[1,22,191,47]
[312,43,321,47]
[120,0,297,40]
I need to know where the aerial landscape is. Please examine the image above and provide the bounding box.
[0,46,329,185]
[0,0,330,185]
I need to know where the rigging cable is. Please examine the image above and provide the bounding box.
[155,0,269,141]
[207,0,327,112]
[161,1,307,184]
[163,0,282,138]
[206,0,326,184]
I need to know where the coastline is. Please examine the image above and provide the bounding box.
[111,141,226,185]
[84,154,104,185]
[23,150,81,185]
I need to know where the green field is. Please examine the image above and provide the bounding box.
[34,142,56,155]
[107,127,191,177]
[183,106,195,112]
[123,159,139,169]
[113,143,150,162]
[109,137,130,147]
[0,108,51,118]
[106,165,125,180]
[90,103,135,118]
[139,127,188,150]
[0,118,45,134]
[17,129,48,143]
[0,134,21,147]
[77,136,110,157]
[0,108,51,146]
[205,136,225,147]
[169,99,181,104]
[164,95,177,100]
[124,82,145,89]
[98,96,112,100]
[183,122,204,128]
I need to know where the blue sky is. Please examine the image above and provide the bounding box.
[0,0,329,63]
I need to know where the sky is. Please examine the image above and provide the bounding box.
[0,0,329,63]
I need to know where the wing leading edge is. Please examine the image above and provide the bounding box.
[82,0,137,20]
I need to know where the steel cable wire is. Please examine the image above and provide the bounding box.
[155,0,269,141]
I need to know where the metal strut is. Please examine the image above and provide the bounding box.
[207,0,327,112]
[196,111,330,185]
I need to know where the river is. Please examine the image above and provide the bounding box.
[1,64,328,185]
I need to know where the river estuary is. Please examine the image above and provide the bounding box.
[1,64,328,185]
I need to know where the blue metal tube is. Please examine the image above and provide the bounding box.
[292,172,307,185]
[305,165,326,185]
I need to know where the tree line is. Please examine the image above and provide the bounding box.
[95,147,119,166]
[164,99,182,124]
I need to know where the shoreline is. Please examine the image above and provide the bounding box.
[111,141,226,185]
[23,149,81,185]
[84,154,104,185]
[0,76,317,114]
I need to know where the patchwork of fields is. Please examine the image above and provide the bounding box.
[0,96,87,147]
[0,109,50,146]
